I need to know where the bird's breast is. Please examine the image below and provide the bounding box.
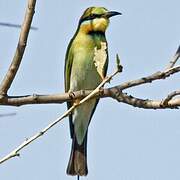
[70,33,107,91]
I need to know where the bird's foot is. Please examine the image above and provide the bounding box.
[99,87,104,96]
[68,91,75,99]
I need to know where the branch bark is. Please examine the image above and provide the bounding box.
[161,90,180,106]
[104,89,180,109]
[0,0,36,95]
[0,65,179,109]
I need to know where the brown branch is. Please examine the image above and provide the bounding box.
[0,0,36,96]
[103,88,180,109]
[0,67,121,164]
[116,65,180,90]
[0,65,179,107]
[0,89,179,109]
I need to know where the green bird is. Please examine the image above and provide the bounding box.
[64,7,121,176]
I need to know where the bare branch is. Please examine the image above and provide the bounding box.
[116,65,180,90]
[0,68,121,164]
[103,89,180,109]
[0,0,36,95]
[165,45,180,69]
[0,89,179,109]
[0,93,72,106]
[0,65,179,108]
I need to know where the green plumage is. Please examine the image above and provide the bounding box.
[64,6,121,176]
[65,32,108,144]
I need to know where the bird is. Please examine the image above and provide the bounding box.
[64,6,121,176]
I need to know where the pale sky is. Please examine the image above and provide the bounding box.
[0,0,180,180]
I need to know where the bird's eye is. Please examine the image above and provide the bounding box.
[90,14,101,19]
[90,14,96,18]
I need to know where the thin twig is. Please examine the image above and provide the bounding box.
[0,0,36,95]
[116,65,180,90]
[0,67,121,165]
[0,22,38,30]
[165,45,180,69]
[161,90,180,106]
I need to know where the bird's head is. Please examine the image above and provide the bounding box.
[78,7,121,34]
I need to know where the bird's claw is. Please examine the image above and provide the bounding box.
[99,87,104,96]
[68,91,75,99]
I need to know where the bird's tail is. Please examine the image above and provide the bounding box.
[66,134,88,176]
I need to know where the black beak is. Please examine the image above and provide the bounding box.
[105,11,122,18]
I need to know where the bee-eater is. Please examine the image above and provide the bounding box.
[64,7,121,176]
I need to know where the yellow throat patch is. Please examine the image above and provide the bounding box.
[80,18,109,34]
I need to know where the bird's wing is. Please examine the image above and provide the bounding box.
[64,39,74,138]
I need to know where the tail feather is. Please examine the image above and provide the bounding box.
[67,134,88,176]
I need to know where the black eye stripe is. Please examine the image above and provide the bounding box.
[80,14,103,23]
[90,14,102,19]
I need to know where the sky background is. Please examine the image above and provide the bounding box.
[0,0,180,180]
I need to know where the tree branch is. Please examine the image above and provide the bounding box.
[0,64,179,108]
[161,90,180,106]
[115,65,180,91]
[0,67,121,164]
[0,0,36,95]
[103,89,180,109]
[165,45,180,69]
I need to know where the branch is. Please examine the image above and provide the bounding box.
[0,67,121,164]
[103,89,180,109]
[0,0,36,95]
[116,65,180,90]
[165,45,180,69]
[0,65,179,107]
[161,90,180,106]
